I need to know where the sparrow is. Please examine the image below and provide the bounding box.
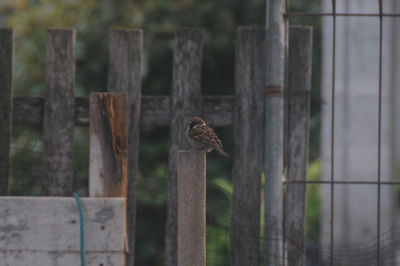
[186,116,229,157]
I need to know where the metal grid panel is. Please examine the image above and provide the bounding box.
[284,1,394,265]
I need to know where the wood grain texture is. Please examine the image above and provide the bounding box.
[0,28,13,196]
[177,150,206,266]
[12,95,233,127]
[0,197,125,266]
[166,28,204,266]
[230,27,266,266]
[284,26,312,266]
[42,28,75,196]
[107,28,143,266]
[89,93,128,197]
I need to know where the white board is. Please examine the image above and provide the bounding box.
[0,197,125,266]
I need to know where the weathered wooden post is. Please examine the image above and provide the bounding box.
[230,27,266,266]
[166,27,204,266]
[91,27,143,266]
[0,27,13,196]
[89,92,128,197]
[42,28,75,196]
[284,26,312,266]
[177,150,206,266]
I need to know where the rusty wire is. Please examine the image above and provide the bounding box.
[284,0,398,265]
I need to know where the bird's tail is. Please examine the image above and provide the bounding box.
[215,146,229,158]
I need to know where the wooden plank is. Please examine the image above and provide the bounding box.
[12,95,233,127]
[230,27,266,266]
[0,28,13,196]
[89,93,128,197]
[166,27,204,266]
[284,26,312,266]
[42,28,75,196]
[107,28,142,266]
[0,197,124,266]
[202,96,233,127]
[177,150,206,266]
[2,252,123,266]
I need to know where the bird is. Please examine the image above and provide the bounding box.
[186,116,229,157]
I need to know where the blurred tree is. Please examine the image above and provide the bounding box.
[1,0,321,265]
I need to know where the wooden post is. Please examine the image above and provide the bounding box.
[107,28,143,266]
[265,0,287,265]
[177,150,206,266]
[89,93,128,197]
[42,28,75,196]
[230,27,266,266]
[166,27,204,266]
[0,28,13,196]
[285,26,312,266]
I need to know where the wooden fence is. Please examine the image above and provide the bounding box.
[0,25,312,266]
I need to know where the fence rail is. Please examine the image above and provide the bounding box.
[0,25,312,266]
[11,95,233,127]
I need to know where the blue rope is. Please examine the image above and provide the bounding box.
[73,193,86,266]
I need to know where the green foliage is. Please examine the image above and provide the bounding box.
[2,0,322,265]
[306,159,322,242]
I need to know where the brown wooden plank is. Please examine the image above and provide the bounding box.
[107,28,143,266]
[177,150,206,266]
[0,28,13,196]
[230,27,266,266]
[202,95,233,127]
[41,28,75,196]
[285,26,312,266]
[12,95,233,127]
[166,27,204,266]
[89,93,128,197]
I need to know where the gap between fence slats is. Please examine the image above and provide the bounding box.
[0,28,13,196]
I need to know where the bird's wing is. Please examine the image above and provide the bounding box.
[208,127,223,148]
[188,126,210,144]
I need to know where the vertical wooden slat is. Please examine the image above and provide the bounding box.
[177,150,206,266]
[0,28,13,196]
[42,28,75,196]
[107,28,142,266]
[166,27,204,266]
[230,27,266,266]
[89,93,128,197]
[285,26,312,266]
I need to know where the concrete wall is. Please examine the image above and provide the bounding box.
[321,0,398,264]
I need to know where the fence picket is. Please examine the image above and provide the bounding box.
[107,28,143,266]
[285,26,313,266]
[42,28,75,196]
[166,27,204,266]
[230,27,266,266]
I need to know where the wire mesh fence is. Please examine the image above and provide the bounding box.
[3,0,400,265]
